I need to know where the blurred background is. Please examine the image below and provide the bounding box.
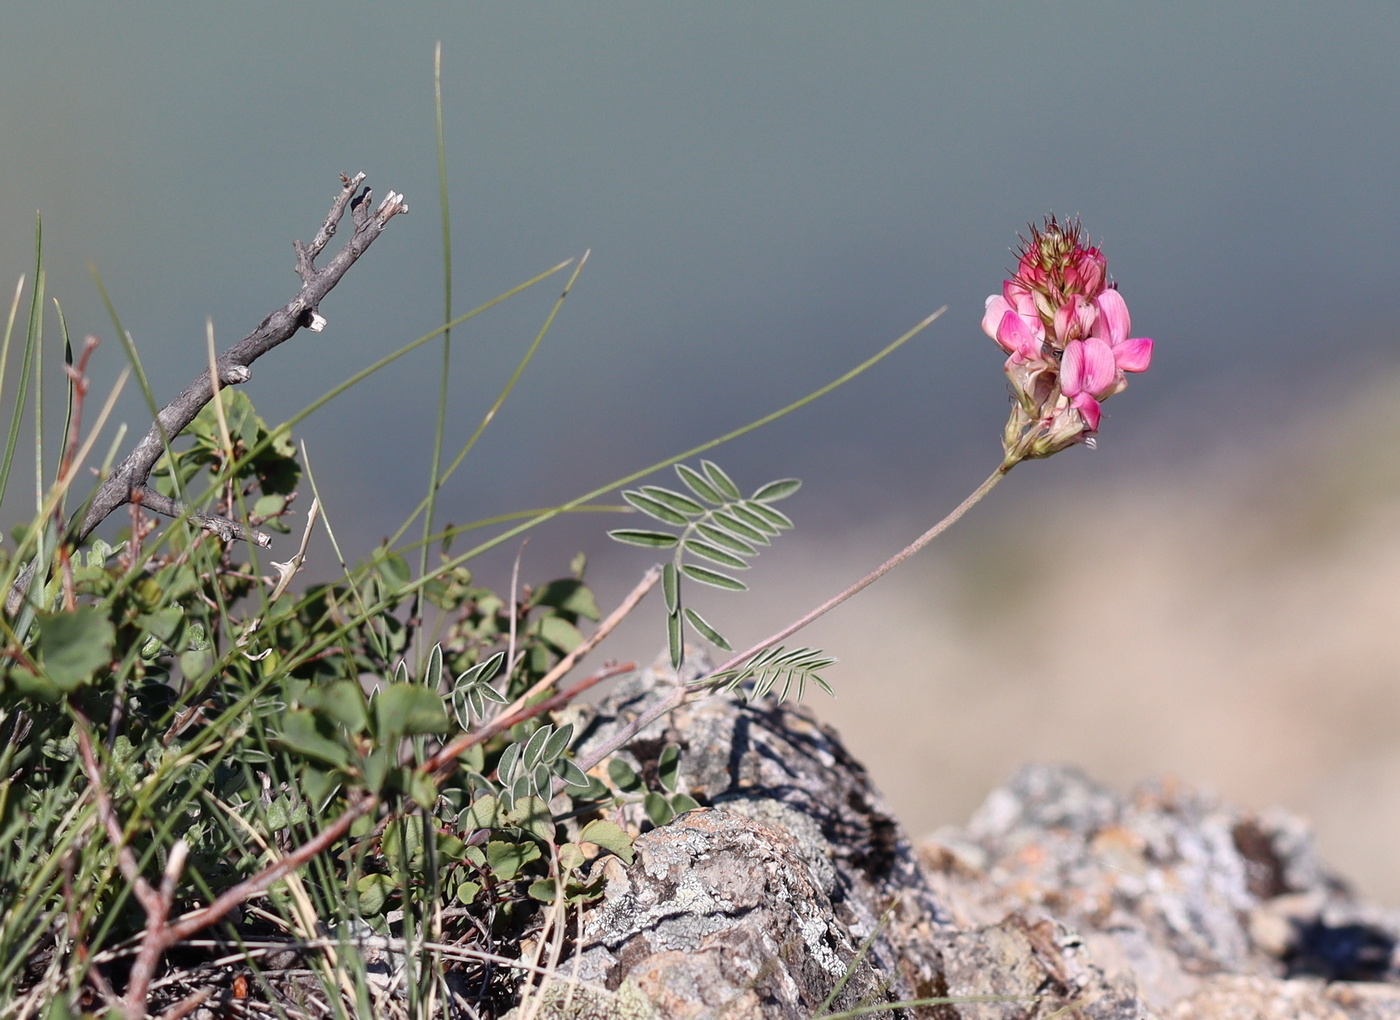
[3,4,1398,902]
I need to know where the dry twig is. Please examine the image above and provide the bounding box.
[75,173,408,546]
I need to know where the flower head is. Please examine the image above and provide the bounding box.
[982,216,1153,465]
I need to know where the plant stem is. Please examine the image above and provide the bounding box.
[574,463,1011,772]
[714,463,1008,677]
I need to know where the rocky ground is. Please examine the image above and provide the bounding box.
[525,674,1400,1019]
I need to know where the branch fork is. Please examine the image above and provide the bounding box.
[74,173,408,548]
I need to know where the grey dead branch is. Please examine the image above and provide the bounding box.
[75,172,408,547]
[5,173,407,615]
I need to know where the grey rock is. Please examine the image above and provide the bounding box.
[529,674,1400,1019]
[925,764,1400,1019]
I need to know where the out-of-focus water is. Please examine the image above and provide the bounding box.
[4,6,1398,901]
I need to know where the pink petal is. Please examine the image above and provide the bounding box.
[1061,340,1087,395]
[982,294,1011,340]
[1053,294,1097,344]
[997,309,1042,359]
[1094,289,1131,345]
[1079,336,1118,395]
[1062,337,1116,397]
[1004,279,1037,318]
[1114,336,1153,373]
[1071,391,1102,431]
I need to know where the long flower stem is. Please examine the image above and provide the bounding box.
[713,464,1008,677]
[574,463,1011,772]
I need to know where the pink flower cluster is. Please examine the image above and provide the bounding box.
[982,217,1152,464]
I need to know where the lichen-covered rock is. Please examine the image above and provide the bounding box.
[531,672,1400,1019]
[543,674,1138,1019]
[924,764,1400,1019]
[569,808,895,1019]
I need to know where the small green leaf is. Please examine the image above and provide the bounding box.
[135,606,183,647]
[530,578,601,620]
[532,762,553,800]
[374,683,451,738]
[356,873,395,915]
[441,835,468,865]
[580,819,635,865]
[527,878,559,903]
[408,771,439,810]
[533,614,583,653]
[712,509,770,545]
[559,842,586,872]
[486,839,541,881]
[667,610,683,668]
[680,563,748,592]
[608,758,643,794]
[300,679,370,733]
[640,485,705,516]
[422,643,444,689]
[498,742,522,784]
[556,758,590,789]
[455,880,482,905]
[752,478,802,502]
[683,608,732,651]
[541,723,574,764]
[695,522,757,554]
[382,816,424,872]
[33,608,115,691]
[683,539,749,570]
[643,792,675,827]
[657,744,681,792]
[375,551,411,591]
[730,503,779,535]
[662,562,680,615]
[506,795,554,842]
[669,793,701,814]
[276,710,351,770]
[252,493,287,518]
[744,501,794,530]
[463,794,503,832]
[520,726,554,770]
[701,460,742,500]
[623,490,689,525]
[675,463,723,504]
[608,529,679,548]
[360,746,392,792]
[456,650,506,689]
[460,743,486,773]
[301,766,341,810]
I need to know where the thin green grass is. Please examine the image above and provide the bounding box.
[0,216,44,509]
